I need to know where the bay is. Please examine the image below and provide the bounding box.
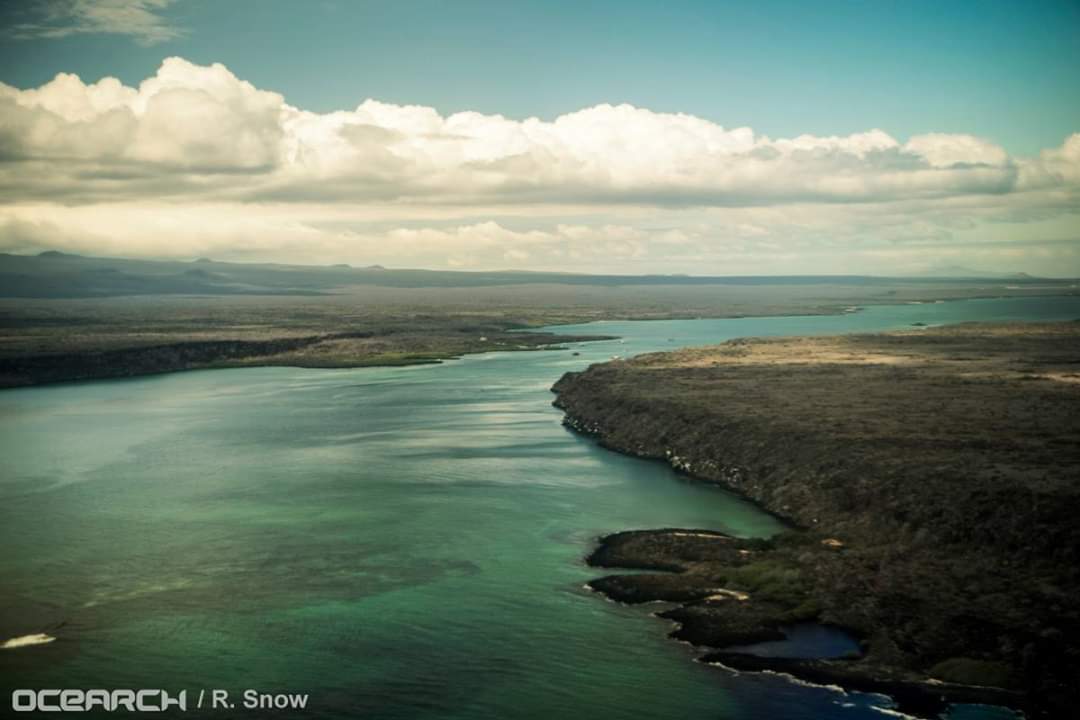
[1,296,1077,719]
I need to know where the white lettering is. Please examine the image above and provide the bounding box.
[136,689,160,712]
[39,690,61,713]
[85,690,110,711]
[60,689,83,712]
[11,690,35,712]
[10,688,293,712]
[161,690,186,712]
[113,689,136,711]
[242,690,309,710]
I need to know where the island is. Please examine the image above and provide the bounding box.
[552,322,1079,718]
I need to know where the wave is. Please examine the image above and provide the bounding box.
[702,660,849,695]
[869,706,921,720]
[757,669,847,695]
[1,632,56,649]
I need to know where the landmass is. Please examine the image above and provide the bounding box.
[552,322,1080,718]
[2,251,1076,388]
[0,323,611,388]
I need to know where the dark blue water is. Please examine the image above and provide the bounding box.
[723,623,862,660]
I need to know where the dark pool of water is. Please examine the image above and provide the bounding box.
[722,623,862,660]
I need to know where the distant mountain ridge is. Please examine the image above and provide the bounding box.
[0,250,1069,299]
[910,264,1041,279]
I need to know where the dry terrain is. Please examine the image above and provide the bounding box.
[3,251,1075,388]
[552,322,1080,717]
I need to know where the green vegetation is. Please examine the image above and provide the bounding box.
[726,559,806,604]
[929,658,1016,688]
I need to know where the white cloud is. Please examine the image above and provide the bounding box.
[903,133,1010,168]
[4,57,1066,205]
[1019,133,1080,189]
[4,1,183,46]
[0,59,283,171]
[0,58,1077,275]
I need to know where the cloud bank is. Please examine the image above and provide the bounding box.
[1,58,1077,274]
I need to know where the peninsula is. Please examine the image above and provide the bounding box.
[553,322,1080,717]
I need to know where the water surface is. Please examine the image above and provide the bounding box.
[2,296,1077,718]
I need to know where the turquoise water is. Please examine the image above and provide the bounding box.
[1,296,1077,719]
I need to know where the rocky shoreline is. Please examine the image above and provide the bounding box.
[584,528,1026,717]
[554,322,1080,718]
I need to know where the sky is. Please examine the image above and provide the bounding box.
[0,0,1078,276]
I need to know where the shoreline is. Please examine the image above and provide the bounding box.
[0,330,615,390]
[0,297,866,390]
[581,527,1028,717]
[530,289,1077,330]
[5,290,1077,391]
[563,413,802,530]
[702,653,1024,717]
[553,321,1080,718]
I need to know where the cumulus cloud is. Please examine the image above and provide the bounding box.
[0,59,283,171]
[3,1,183,46]
[0,58,1077,274]
[4,57,1074,207]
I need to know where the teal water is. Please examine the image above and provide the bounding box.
[1,296,1077,719]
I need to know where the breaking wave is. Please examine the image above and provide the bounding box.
[1,633,56,649]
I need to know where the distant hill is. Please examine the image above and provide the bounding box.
[0,251,1069,299]
[910,264,1042,280]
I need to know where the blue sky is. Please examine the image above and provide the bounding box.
[2,0,1078,154]
[0,0,1077,274]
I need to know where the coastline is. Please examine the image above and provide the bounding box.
[582,527,1026,717]
[552,321,1080,718]
[5,287,1076,391]
[0,330,614,389]
[3,300,1078,718]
